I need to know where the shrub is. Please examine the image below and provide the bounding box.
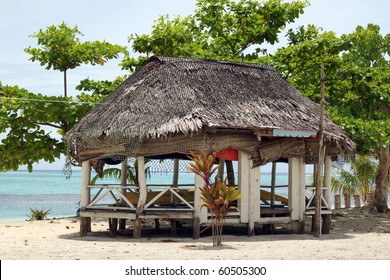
[26,207,51,221]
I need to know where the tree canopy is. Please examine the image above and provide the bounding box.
[121,0,308,70]
[1,23,127,171]
[266,23,389,211]
[25,22,127,97]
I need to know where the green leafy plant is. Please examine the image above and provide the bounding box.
[90,158,151,187]
[331,155,377,205]
[187,149,242,246]
[26,207,51,221]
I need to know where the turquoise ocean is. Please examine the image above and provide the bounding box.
[0,170,303,222]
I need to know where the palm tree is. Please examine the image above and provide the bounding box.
[90,158,151,186]
[332,155,377,206]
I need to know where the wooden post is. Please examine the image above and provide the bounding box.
[133,156,147,238]
[324,156,332,209]
[217,159,225,181]
[193,174,206,239]
[288,157,306,233]
[80,160,91,237]
[226,160,235,187]
[271,162,277,208]
[248,164,260,236]
[238,151,250,224]
[171,158,179,235]
[314,64,326,238]
[119,157,128,230]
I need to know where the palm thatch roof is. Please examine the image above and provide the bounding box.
[66,56,355,165]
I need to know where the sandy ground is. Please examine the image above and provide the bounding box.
[1,207,389,260]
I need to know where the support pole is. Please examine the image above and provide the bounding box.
[248,164,260,236]
[288,158,306,233]
[217,159,225,181]
[226,160,235,187]
[133,156,147,238]
[314,64,326,238]
[193,174,206,239]
[171,158,179,235]
[80,160,91,237]
[238,152,250,224]
[324,156,332,209]
[119,157,128,230]
[271,162,277,208]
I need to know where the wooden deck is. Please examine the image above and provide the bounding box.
[80,183,296,237]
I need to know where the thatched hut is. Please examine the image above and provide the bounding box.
[66,56,355,238]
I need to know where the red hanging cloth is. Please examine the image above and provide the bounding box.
[216,148,238,161]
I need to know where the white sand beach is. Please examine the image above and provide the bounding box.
[1,207,389,260]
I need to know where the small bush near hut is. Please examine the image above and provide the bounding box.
[26,207,51,221]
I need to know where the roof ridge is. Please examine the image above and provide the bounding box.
[151,55,277,72]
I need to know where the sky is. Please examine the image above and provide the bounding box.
[0,0,389,171]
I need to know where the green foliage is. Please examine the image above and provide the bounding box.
[331,155,377,202]
[187,149,220,185]
[267,23,389,211]
[76,76,127,100]
[187,150,242,246]
[90,158,151,187]
[26,207,51,221]
[334,24,390,152]
[24,22,127,97]
[121,0,308,70]
[268,24,389,153]
[0,23,127,172]
[0,82,94,171]
[264,24,346,102]
[25,22,127,72]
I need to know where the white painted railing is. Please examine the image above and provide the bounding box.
[87,184,138,210]
[305,186,330,210]
[85,184,195,211]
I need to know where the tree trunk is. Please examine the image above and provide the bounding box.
[64,69,67,98]
[334,194,341,209]
[353,194,361,208]
[365,192,374,207]
[226,160,235,187]
[343,193,351,209]
[373,146,390,213]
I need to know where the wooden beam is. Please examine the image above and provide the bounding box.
[133,156,147,238]
[217,159,225,181]
[80,160,91,237]
[248,163,260,236]
[171,158,179,235]
[238,151,250,223]
[271,162,276,207]
[119,158,128,230]
[273,129,317,138]
[324,156,332,209]
[193,174,206,239]
[258,217,291,225]
[314,64,326,238]
[288,158,306,222]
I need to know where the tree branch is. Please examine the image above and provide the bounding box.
[37,122,63,129]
